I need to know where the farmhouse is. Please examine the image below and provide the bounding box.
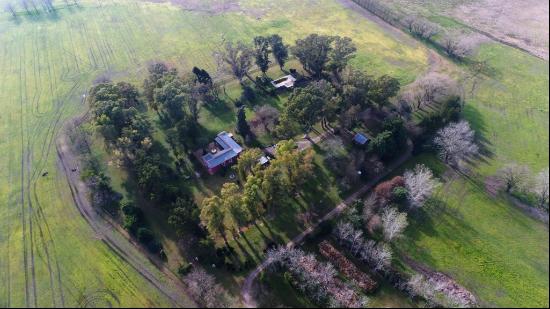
[199,131,243,175]
[271,75,297,89]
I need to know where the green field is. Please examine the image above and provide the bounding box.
[345,1,549,306]
[0,0,429,306]
[394,154,549,307]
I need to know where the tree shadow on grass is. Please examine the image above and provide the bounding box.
[241,232,263,262]
[463,104,494,165]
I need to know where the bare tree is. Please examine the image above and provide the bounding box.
[442,33,473,60]
[362,194,379,223]
[496,163,531,193]
[250,105,279,135]
[403,72,457,111]
[434,120,478,166]
[404,164,439,209]
[381,207,408,242]
[267,246,368,307]
[334,222,392,271]
[216,41,253,84]
[184,268,235,308]
[533,168,549,208]
[404,16,439,40]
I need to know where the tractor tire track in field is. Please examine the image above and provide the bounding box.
[56,116,196,308]
[24,78,82,307]
[18,36,32,307]
[1,38,13,308]
[15,27,82,306]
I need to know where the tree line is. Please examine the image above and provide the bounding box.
[351,0,474,61]
[88,81,203,254]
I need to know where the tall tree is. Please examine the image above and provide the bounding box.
[260,164,290,212]
[341,69,374,109]
[434,120,478,166]
[236,106,251,139]
[153,72,187,123]
[143,62,169,109]
[192,66,213,85]
[200,196,228,246]
[253,36,271,74]
[242,174,266,222]
[403,72,456,111]
[381,207,408,242]
[327,36,356,79]
[269,34,289,70]
[291,34,334,78]
[277,80,339,134]
[404,164,439,209]
[220,183,249,235]
[274,140,314,193]
[497,163,531,193]
[235,148,263,182]
[218,41,253,84]
[250,105,279,135]
[369,75,400,107]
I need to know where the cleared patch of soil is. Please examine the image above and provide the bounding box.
[452,0,549,60]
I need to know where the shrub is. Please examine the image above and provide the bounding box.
[137,227,155,244]
[240,85,256,103]
[392,186,409,204]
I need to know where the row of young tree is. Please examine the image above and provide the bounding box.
[351,0,474,61]
[200,141,314,245]
[266,246,369,308]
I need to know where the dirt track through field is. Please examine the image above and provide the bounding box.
[56,116,196,308]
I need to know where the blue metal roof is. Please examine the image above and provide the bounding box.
[353,133,369,145]
[202,132,243,168]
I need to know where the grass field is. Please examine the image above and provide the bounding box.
[342,1,549,306]
[0,0,429,306]
[393,154,549,307]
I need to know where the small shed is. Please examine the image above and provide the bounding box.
[353,132,370,146]
[271,75,296,89]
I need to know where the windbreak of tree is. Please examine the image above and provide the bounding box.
[351,0,474,61]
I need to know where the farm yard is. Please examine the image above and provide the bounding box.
[0,0,548,308]
[0,0,428,307]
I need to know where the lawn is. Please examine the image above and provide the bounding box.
[0,0,429,306]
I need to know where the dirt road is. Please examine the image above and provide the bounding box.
[241,140,413,308]
[56,118,196,308]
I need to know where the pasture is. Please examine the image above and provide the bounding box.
[0,0,429,306]
[343,1,549,306]
[394,154,549,307]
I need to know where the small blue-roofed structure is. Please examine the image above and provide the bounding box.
[200,131,243,174]
[353,132,370,146]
